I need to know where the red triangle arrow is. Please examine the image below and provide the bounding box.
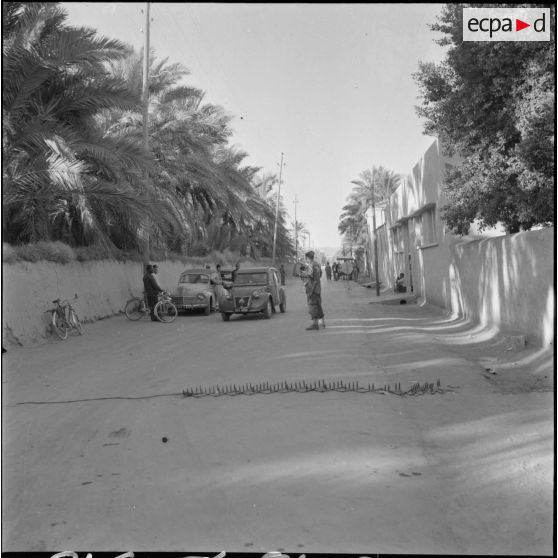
[516,18,530,31]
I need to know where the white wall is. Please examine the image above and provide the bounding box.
[2,259,190,347]
[377,138,555,347]
[447,229,555,347]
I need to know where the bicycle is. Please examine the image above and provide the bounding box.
[124,293,150,321]
[124,291,177,323]
[47,295,83,340]
[154,291,178,323]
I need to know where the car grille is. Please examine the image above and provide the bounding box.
[234,296,252,309]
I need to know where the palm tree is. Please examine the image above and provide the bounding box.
[3,4,296,259]
[349,166,401,212]
[339,166,401,277]
[291,220,309,259]
[2,2,167,251]
[108,49,285,257]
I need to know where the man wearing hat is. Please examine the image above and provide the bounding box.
[143,264,163,321]
[300,250,325,330]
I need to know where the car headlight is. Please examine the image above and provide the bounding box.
[196,293,206,301]
[252,288,266,299]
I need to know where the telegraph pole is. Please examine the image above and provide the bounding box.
[272,152,285,265]
[371,180,380,296]
[293,193,299,260]
[141,2,151,264]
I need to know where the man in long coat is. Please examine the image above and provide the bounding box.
[300,251,325,330]
[143,264,163,321]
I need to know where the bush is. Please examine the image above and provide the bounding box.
[10,241,76,264]
[74,245,113,262]
[2,242,262,268]
[2,243,19,264]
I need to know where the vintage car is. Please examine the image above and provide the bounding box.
[171,268,218,315]
[218,266,286,321]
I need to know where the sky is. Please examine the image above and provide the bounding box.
[62,2,449,249]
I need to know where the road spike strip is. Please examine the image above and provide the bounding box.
[180,378,447,398]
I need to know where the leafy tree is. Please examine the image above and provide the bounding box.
[339,166,401,242]
[291,220,309,258]
[108,49,296,259]
[414,3,555,234]
[3,2,296,260]
[2,2,170,250]
[249,171,294,259]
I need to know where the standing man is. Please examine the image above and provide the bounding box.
[152,264,162,289]
[213,264,225,310]
[279,264,286,286]
[231,262,241,283]
[325,261,332,281]
[143,264,163,321]
[300,250,325,330]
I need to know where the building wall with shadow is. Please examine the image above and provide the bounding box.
[374,138,554,347]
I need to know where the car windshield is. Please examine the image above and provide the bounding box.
[179,273,210,284]
[235,272,267,286]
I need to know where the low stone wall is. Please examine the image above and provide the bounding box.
[2,259,188,347]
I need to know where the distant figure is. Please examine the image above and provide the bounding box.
[213,264,225,309]
[279,264,286,286]
[333,262,339,281]
[231,262,241,283]
[325,262,332,281]
[395,272,407,293]
[353,262,359,281]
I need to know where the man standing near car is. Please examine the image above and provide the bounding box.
[231,262,241,283]
[300,250,325,330]
[143,264,163,321]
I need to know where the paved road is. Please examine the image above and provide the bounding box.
[2,277,553,554]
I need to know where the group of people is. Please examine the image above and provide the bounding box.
[142,255,323,330]
[322,260,360,282]
[142,256,407,331]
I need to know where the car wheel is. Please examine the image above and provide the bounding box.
[279,299,286,313]
[263,298,273,319]
[221,312,231,322]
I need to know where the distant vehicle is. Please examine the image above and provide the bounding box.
[218,266,286,321]
[171,268,218,315]
[336,257,356,280]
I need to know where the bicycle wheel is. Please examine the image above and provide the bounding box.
[154,301,177,323]
[125,297,144,320]
[70,310,83,335]
[52,311,69,340]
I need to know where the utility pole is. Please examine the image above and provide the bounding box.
[293,193,298,260]
[272,152,285,265]
[371,180,380,296]
[141,2,151,264]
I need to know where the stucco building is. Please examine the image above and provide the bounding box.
[367,139,554,347]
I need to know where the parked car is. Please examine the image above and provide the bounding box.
[171,268,218,315]
[218,266,286,321]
